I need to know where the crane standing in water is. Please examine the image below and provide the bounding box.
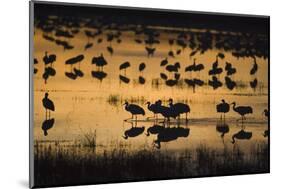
[216,99,230,121]
[42,92,55,119]
[124,101,145,121]
[231,102,253,123]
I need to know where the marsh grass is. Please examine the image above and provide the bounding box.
[33,141,269,187]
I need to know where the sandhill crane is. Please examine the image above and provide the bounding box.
[42,92,55,119]
[250,57,258,75]
[263,109,269,118]
[158,103,179,124]
[263,130,269,137]
[146,101,161,119]
[145,47,156,57]
[166,62,180,72]
[216,99,230,120]
[168,50,175,58]
[139,62,146,72]
[225,76,236,90]
[107,46,114,56]
[168,98,190,121]
[119,61,130,75]
[174,73,180,80]
[194,62,205,73]
[208,76,223,90]
[160,73,168,80]
[231,102,253,123]
[160,58,168,66]
[225,62,236,75]
[231,129,252,144]
[124,101,145,121]
[250,78,258,90]
[84,42,93,50]
[165,79,178,87]
[185,58,196,72]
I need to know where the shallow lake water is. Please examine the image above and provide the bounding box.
[33,27,268,155]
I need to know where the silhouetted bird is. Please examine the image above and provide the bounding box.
[225,62,236,75]
[208,76,223,89]
[119,61,130,75]
[65,72,77,80]
[119,75,130,84]
[92,71,107,81]
[209,67,223,75]
[124,101,145,121]
[193,78,204,86]
[250,57,258,75]
[160,73,168,80]
[146,101,162,119]
[168,50,175,58]
[168,98,190,121]
[189,50,197,58]
[145,47,156,57]
[34,58,38,64]
[166,62,180,72]
[107,46,114,56]
[92,54,107,70]
[65,54,84,67]
[263,130,269,137]
[185,59,196,72]
[225,76,236,90]
[158,104,179,123]
[231,129,252,144]
[139,76,145,84]
[42,92,55,118]
[160,58,168,66]
[194,62,205,73]
[84,42,93,50]
[174,73,180,80]
[231,102,253,122]
[176,49,181,55]
[165,79,178,87]
[73,67,84,77]
[250,78,258,89]
[216,99,230,120]
[139,62,146,72]
[123,126,145,139]
[263,109,269,118]
[97,38,103,43]
[42,118,55,136]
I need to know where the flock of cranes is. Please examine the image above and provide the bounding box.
[40,92,268,148]
[123,99,259,124]
[35,15,268,147]
[34,13,266,93]
[34,50,261,93]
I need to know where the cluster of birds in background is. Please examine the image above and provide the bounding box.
[34,50,260,93]
[34,14,267,93]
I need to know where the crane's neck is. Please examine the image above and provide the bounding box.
[231,135,236,144]
[232,103,236,110]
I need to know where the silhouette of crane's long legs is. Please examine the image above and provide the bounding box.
[124,114,133,122]
[236,116,246,124]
